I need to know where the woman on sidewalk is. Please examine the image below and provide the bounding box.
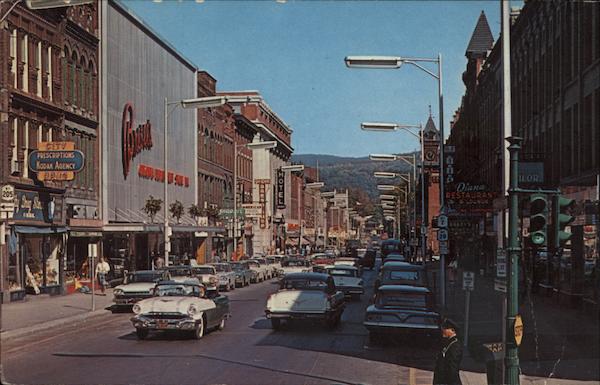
[95,257,111,295]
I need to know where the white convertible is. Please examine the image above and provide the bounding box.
[131,280,230,340]
[265,272,345,330]
[325,265,364,300]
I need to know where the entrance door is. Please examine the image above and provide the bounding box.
[135,234,149,270]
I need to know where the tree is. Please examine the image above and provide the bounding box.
[142,195,162,223]
[188,204,204,225]
[169,200,184,224]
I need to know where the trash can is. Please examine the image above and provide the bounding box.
[482,342,505,385]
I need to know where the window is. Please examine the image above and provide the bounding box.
[10,29,17,88]
[21,33,28,92]
[36,41,42,97]
[70,52,77,105]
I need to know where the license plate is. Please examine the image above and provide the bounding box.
[156,320,168,329]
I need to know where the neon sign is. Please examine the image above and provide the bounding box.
[122,102,153,178]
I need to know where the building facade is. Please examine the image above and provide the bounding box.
[0,1,100,301]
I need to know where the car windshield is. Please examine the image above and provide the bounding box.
[125,272,161,283]
[213,264,228,272]
[281,279,328,291]
[387,270,421,282]
[328,268,356,277]
[377,292,427,308]
[192,267,215,275]
[247,261,260,268]
[284,260,305,267]
[168,268,190,277]
[230,263,246,271]
[155,284,201,297]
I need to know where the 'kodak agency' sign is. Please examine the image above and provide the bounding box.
[122,102,153,179]
[28,142,84,181]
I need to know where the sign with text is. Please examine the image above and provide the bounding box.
[28,142,84,181]
[463,271,475,291]
[242,203,262,218]
[13,190,62,223]
[496,249,507,278]
[122,102,153,179]
[445,183,497,213]
[518,162,544,185]
[276,168,286,209]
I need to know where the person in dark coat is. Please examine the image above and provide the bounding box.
[433,318,463,385]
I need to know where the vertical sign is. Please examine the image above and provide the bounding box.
[259,183,267,229]
[276,168,286,209]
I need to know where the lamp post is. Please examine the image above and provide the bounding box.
[347,53,446,306]
[233,140,277,261]
[163,96,227,267]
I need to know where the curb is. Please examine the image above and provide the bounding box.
[0,308,113,342]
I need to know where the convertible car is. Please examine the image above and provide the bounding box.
[131,279,230,340]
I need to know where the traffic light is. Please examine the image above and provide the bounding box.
[528,194,548,248]
[553,195,575,248]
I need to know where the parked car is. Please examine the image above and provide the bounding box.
[131,279,230,340]
[230,261,253,287]
[191,265,219,291]
[210,263,237,291]
[360,248,376,270]
[383,253,407,263]
[325,265,364,300]
[364,285,440,340]
[266,255,284,277]
[280,258,310,276]
[381,239,403,259]
[112,270,170,311]
[247,259,267,283]
[375,262,428,289]
[311,253,335,265]
[161,266,193,283]
[265,272,345,330]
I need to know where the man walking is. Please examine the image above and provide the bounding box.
[433,318,463,385]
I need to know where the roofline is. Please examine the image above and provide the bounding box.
[110,0,198,72]
[219,91,294,135]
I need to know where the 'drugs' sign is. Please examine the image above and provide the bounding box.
[28,142,84,181]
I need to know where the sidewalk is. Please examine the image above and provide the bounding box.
[1,288,114,340]
[429,264,600,384]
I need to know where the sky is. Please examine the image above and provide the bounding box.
[124,0,503,157]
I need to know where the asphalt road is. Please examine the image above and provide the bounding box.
[1,267,438,385]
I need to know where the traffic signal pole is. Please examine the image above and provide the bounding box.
[506,136,522,385]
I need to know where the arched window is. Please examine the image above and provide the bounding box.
[88,59,96,114]
[79,55,86,110]
[62,46,70,102]
[70,51,77,105]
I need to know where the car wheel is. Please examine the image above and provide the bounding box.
[271,318,281,330]
[136,328,149,340]
[217,317,226,331]
[193,316,205,340]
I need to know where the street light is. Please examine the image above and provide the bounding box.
[233,140,277,261]
[369,154,398,162]
[379,194,397,200]
[377,185,398,191]
[281,164,305,172]
[163,96,227,266]
[346,52,446,307]
[360,122,399,132]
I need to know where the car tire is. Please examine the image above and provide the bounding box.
[193,316,205,340]
[271,318,281,330]
[217,317,226,331]
[136,328,148,340]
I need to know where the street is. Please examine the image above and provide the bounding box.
[1,267,438,385]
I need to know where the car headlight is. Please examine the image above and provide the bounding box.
[132,304,142,314]
[187,304,199,316]
[113,289,124,296]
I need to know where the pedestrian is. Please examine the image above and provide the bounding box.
[154,254,165,269]
[433,318,463,385]
[95,256,111,295]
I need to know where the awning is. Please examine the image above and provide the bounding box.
[14,225,68,234]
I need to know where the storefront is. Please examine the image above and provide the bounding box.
[6,188,67,301]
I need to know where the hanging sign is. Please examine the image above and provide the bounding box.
[28,142,84,181]
[277,168,286,209]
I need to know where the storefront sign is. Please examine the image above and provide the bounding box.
[446,183,496,213]
[13,190,62,222]
[138,164,189,187]
[28,142,84,181]
[258,183,267,229]
[242,204,262,218]
[276,168,286,209]
[122,102,153,179]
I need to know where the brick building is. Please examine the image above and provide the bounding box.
[448,3,600,296]
[1,1,100,302]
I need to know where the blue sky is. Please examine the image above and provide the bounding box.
[124,0,502,157]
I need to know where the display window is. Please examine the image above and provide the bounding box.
[20,234,63,293]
